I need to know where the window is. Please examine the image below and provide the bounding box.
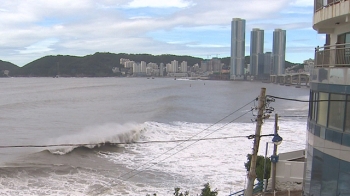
[321,153,339,196]
[346,95,350,133]
[328,94,345,130]
[312,92,318,121]
[309,91,313,119]
[317,92,329,127]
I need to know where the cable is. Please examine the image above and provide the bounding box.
[93,101,256,194]
[0,136,250,149]
[278,115,308,118]
[111,107,254,189]
[111,98,256,182]
[267,95,349,103]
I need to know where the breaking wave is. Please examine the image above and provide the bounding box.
[45,122,146,155]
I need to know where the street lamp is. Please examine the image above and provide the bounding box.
[272,134,283,145]
[245,133,283,196]
[247,133,283,145]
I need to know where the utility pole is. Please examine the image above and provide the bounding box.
[244,88,266,196]
[271,113,279,191]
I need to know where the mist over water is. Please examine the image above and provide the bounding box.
[0,78,309,195]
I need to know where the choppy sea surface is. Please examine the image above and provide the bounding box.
[0,77,309,195]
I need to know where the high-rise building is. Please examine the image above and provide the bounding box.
[263,52,272,75]
[303,1,350,195]
[159,63,164,77]
[171,60,178,73]
[230,18,246,80]
[180,61,187,73]
[250,28,264,76]
[140,61,147,73]
[272,29,286,75]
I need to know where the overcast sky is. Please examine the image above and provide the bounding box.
[0,0,323,66]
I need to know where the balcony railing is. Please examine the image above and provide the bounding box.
[315,43,350,67]
[314,0,347,13]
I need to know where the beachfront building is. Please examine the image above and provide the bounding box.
[180,61,188,73]
[272,29,286,75]
[250,28,264,77]
[264,52,273,75]
[230,18,246,80]
[303,0,350,195]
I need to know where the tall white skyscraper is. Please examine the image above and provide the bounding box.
[230,18,246,80]
[250,28,264,76]
[272,29,286,75]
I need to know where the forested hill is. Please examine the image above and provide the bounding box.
[1,52,298,77]
[0,60,19,77]
[7,53,204,77]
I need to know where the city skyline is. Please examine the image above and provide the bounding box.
[0,0,322,67]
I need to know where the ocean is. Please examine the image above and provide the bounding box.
[0,77,309,195]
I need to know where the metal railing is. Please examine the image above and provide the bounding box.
[228,182,263,196]
[314,0,347,12]
[314,43,350,67]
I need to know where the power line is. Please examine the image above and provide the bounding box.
[278,115,308,118]
[267,95,349,103]
[0,136,249,149]
[112,107,255,189]
[94,99,257,194]
[115,100,255,180]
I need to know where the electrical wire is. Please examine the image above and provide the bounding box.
[117,103,254,179]
[267,95,350,102]
[94,100,256,194]
[0,136,250,149]
[277,115,308,118]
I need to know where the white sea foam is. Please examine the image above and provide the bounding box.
[98,120,306,195]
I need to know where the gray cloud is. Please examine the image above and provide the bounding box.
[0,0,320,66]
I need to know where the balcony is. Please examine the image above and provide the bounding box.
[315,43,350,67]
[313,0,350,33]
[312,43,350,85]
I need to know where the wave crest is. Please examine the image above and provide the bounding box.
[46,122,145,155]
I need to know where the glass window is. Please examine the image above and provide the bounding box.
[338,172,350,195]
[321,153,339,196]
[317,92,329,127]
[328,94,345,130]
[310,149,323,196]
[346,95,350,133]
[309,91,313,119]
[313,92,318,121]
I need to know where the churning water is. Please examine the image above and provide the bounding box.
[0,77,308,195]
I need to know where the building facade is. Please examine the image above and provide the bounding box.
[272,29,286,75]
[230,18,246,80]
[250,28,264,76]
[263,52,273,75]
[303,0,350,195]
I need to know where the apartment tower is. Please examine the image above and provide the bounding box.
[304,0,350,195]
[250,28,264,76]
[230,18,246,80]
[272,29,286,75]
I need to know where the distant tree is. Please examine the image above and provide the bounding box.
[146,183,218,196]
[200,183,218,196]
[244,154,271,183]
[174,187,189,196]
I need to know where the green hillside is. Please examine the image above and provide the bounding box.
[1,53,298,77]
[0,60,19,77]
